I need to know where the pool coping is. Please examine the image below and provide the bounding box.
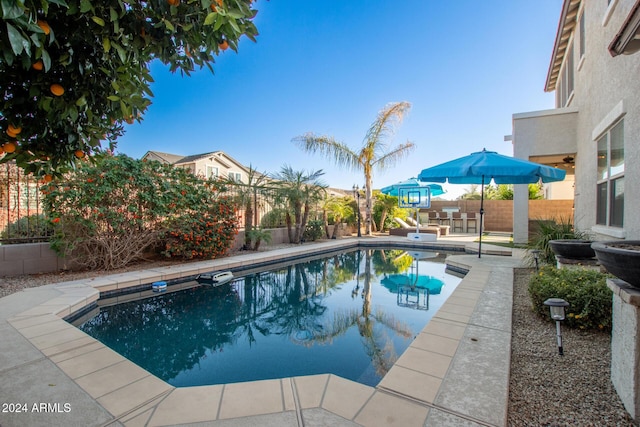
[0,236,523,427]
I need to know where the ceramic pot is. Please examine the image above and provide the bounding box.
[592,240,640,288]
[549,239,596,260]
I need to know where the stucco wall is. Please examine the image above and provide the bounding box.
[513,0,640,242]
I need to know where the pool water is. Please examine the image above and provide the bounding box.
[76,247,461,387]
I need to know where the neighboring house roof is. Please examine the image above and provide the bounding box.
[142,150,250,174]
[545,0,581,92]
[609,0,640,56]
[142,151,184,164]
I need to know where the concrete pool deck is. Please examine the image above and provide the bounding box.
[0,234,525,427]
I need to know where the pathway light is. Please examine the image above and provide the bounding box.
[543,298,570,355]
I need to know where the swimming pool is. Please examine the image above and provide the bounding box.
[75,247,461,387]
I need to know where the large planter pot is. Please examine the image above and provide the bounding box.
[592,240,640,288]
[549,239,596,260]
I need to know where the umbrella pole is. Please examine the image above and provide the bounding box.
[478,176,484,258]
[415,207,420,234]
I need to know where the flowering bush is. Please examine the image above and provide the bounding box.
[43,154,238,269]
[163,199,237,259]
[528,266,613,330]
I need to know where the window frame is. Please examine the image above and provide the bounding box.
[595,119,624,228]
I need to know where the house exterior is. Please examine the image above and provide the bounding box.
[511,0,640,244]
[141,150,250,183]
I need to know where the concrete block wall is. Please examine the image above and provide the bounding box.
[424,200,573,233]
[0,242,68,277]
[1,225,349,277]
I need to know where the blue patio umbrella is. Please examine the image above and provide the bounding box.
[417,149,566,257]
[380,178,445,233]
[381,274,445,295]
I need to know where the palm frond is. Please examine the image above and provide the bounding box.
[363,101,411,151]
[293,133,361,171]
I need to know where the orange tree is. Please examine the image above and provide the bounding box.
[1,0,257,176]
[43,154,238,269]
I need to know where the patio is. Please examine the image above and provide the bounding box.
[0,234,523,427]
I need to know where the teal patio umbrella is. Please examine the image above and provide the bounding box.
[380,178,445,233]
[417,149,566,257]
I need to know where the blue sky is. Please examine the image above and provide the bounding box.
[116,1,562,200]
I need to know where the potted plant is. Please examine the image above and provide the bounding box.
[549,239,596,260]
[591,240,640,288]
[527,217,592,265]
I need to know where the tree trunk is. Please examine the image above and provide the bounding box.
[323,210,330,239]
[364,176,373,235]
[379,209,388,231]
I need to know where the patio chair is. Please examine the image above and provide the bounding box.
[392,218,441,238]
[438,212,450,227]
[466,212,478,233]
[452,212,464,232]
[427,211,439,224]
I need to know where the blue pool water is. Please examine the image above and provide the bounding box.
[76,247,462,387]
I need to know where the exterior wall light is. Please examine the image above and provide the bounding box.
[543,298,570,355]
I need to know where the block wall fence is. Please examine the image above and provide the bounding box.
[1,201,573,277]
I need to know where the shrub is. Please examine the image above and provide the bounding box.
[528,266,612,330]
[43,154,238,270]
[260,208,287,228]
[1,214,53,243]
[303,220,324,241]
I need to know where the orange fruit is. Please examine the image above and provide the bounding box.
[50,84,64,96]
[37,20,51,35]
[74,149,85,159]
[3,141,17,153]
[8,124,21,135]
[32,60,44,70]
[216,0,223,5]
[167,0,179,5]
[219,40,229,50]
[43,174,53,183]
[6,129,17,138]
[0,146,4,155]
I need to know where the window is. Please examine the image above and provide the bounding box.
[579,12,585,58]
[557,42,574,107]
[596,120,624,227]
[206,166,218,179]
[228,172,242,182]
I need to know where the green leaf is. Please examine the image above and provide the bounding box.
[76,96,87,107]
[228,17,240,33]
[163,19,175,32]
[6,23,28,55]
[103,37,111,52]
[227,10,243,19]
[204,12,216,25]
[48,0,69,7]
[41,49,51,71]
[109,7,117,21]
[2,0,24,19]
[107,95,120,101]
[80,0,92,13]
[91,16,105,26]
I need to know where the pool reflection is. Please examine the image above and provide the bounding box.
[77,248,460,387]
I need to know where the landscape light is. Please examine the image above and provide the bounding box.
[543,298,570,355]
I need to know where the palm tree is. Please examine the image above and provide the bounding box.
[374,192,399,231]
[225,165,269,249]
[324,196,354,239]
[271,166,327,244]
[293,102,415,235]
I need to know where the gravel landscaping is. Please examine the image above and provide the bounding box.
[1,253,636,425]
[509,268,633,426]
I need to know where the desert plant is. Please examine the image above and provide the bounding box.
[245,227,272,250]
[528,266,612,330]
[303,220,324,242]
[526,217,591,266]
[260,208,287,228]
